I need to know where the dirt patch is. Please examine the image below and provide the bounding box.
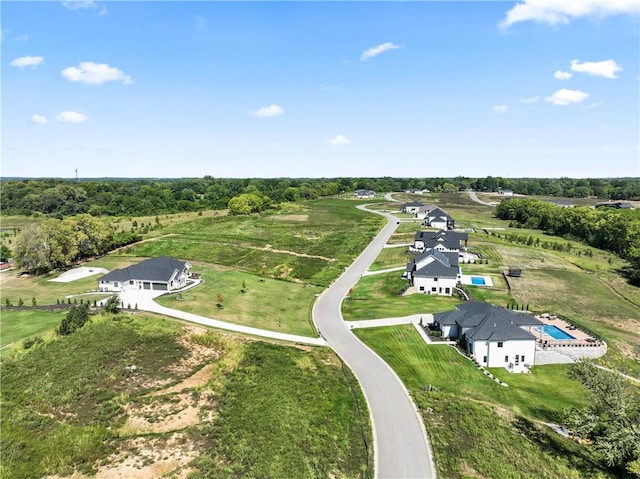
[262,244,334,261]
[272,214,309,222]
[151,363,215,397]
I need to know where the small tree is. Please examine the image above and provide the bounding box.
[57,304,90,336]
[241,280,247,293]
[5,298,11,307]
[103,295,120,315]
[32,296,37,307]
[18,298,24,307]
[216,293,224,308]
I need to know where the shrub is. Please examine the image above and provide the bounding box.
[57,304,90,336]
[23,335,44,350]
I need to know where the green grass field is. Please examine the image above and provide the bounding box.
[354,325,615,478]
[342,271,460,320]
[0,310,65,350]
[121,199,385,287]
[155,264,322,336]
[1,314,372,479]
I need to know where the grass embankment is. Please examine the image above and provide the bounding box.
[122,199,385,287]
[156,264,322,336]
[1,314,371,479]
[356,325,613,479]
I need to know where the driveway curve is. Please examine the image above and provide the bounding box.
[467,189,495,206]
[313,204,436,479]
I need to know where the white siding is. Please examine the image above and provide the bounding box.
[470,339,536,368]
[413,276,457,296]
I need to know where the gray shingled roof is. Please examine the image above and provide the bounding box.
[434,302,541,341]
[100,256,189,283]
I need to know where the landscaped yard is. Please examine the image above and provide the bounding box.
[342,271,459,320]
[156,263,322,336]
[354,325,614,479]
[0,310,65,350]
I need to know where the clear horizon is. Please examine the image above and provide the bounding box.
[3,0,639,179]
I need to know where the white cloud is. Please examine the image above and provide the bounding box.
[500,0,639,28]
[360,42,401,62]
[520,96,539,104]
[10,56,44,68]
[31,114,48,125]
[56,111,88,123]
[61,61,133,85]
[544,88,589,105]
[326,134,351,146]
[492,105,509,114]
[62,1,107,15]
[249,104,284,118]
[554,70,573,80]
[570,59,622,79]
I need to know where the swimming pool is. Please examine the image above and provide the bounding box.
[537,325,576,340]
[471,277,486,285]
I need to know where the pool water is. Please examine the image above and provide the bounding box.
[471,277,486,285]
[537,325,576,340]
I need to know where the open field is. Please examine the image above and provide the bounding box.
[1,314,371,479]
[156,263,322,336]
[120,199,385,287]
[355,325,616,479]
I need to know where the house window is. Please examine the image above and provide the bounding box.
[483,356,487,363]
[445,288,450,294]
[505,356,509,362]
[114,282,119,287]
[419,286,425,291]
[431,287,437,292]
[434,277,438,281]
[521,355,525,362]
[497,342,504,348]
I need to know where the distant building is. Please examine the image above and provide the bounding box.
[405,189,424,195]
[497,189,514,196]
[354,189,375,199]
[595,201,634,209]
[402,201,425,214]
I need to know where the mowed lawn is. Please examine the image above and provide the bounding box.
[0,310,65,350]
[155,264,322,336]
[342,271,459,320]
[354,325,611,478]
[354,325,588,420]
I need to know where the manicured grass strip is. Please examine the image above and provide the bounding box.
[156,265,321,336]
[0,310,65,349]
[342,272,459,320]
[192,342,372,479]
[368,247,415,271]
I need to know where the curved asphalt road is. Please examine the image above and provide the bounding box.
[313,202,436,479]
[467,189,495,206]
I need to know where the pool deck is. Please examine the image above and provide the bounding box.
[532,314,598,347]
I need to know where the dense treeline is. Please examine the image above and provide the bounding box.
[2,176,638,217]
[495,198,640,284]
[13,214,140,273]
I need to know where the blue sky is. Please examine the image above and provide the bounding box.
[2,0,639,178]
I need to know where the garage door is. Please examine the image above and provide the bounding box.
[143,282,151,290]
[152,282,168,291]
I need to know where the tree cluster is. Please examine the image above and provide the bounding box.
[12,214,140,274]
[3,177,638,218]
[565,360,640,476]
[495,199,640,284]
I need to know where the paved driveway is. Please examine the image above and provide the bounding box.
[314,205,436,479]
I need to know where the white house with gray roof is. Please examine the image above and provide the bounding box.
[404,248,461,296]
[98,256,191,292]
[423,207,455,230]
[434,302,542,370]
